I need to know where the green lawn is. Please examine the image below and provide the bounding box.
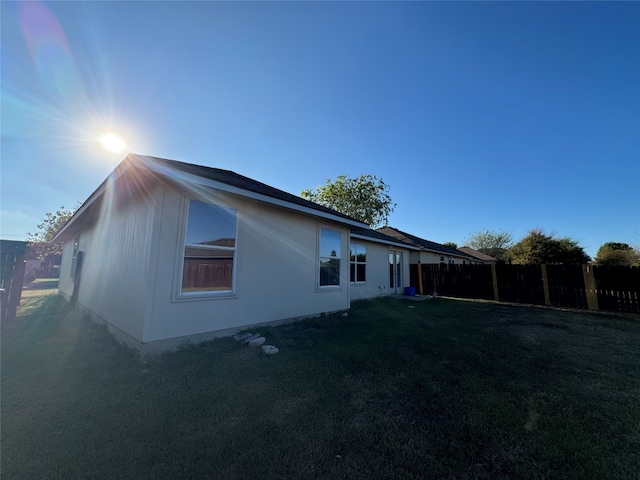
[2,293,639,479]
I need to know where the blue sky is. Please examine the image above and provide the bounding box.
[2,1,638,258]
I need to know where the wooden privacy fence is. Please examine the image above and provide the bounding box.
[182,258,233,291]
[1,241,28,324]
[410,263,640,314]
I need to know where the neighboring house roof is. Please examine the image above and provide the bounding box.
[458,247,500,263]
[375,227,479,261]
[350,228,421,250]
[0,240,29,254]
[53,154,369,242]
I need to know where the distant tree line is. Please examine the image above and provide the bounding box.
[461,229,639,266]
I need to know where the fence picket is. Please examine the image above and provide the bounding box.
[410,263,639,314]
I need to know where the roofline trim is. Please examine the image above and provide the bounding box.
[137,156,369,229]
[417,247,477,259]
[378,226,481,261]
[54,154,369,243]
[349,233,421,250]
[51,159,135,242]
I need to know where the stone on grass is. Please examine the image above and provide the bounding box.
[234,333,254,342]
[341,312,349,317]
[262,345,279,355]
[242,333,261,345]
[248,336,266,347]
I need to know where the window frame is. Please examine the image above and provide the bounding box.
[70,236,80,278]
[318,226,342,289]
[176,198,239,299]
[349,242,367,284]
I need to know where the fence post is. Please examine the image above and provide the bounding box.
[6,259,26,322]
[541,264,551,306]
[491,263,500,301]
[582,265,599,311]
[417,262,424,296]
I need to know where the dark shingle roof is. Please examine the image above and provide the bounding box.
[458,247,499,263]
[53,154,369,243]
[375,227,478,260]
[136,155,364,225]
[0,240,29,254]
[350,227,419,249]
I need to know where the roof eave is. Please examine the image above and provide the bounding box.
[53,154,369,244]
[137,155,369,229]
[349,232,421,250]
[51,156,135,243]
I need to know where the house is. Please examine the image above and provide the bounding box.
[52,154,415,354]
[375,227,484,265]
[349,228,420,301]
[457,246,500,264]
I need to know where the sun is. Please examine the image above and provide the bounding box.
[98,133,126,154]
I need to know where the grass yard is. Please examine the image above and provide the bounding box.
[2,292,639,479]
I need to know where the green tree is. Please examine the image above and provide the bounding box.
[463,229,513,261]
[593,242,640,266]
[301,174,395,228]
[442,242,458,249]
[508,229,590,265]
[26,205,79,259]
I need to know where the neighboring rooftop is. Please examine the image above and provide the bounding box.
[350,227,421,250]
[458,247,500,263]
[0,240,28,254]
[376,227,479,261]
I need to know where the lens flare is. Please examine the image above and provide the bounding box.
[19,1,78,97]
[99,133,126,153]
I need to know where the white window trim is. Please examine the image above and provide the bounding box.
[173,195,239,302]
[70,236,80,279]
[317,225,342,291]
[349,242,367,284]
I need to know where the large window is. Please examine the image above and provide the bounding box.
[319,228,341,287]
[350,242,366,283]
[181,200,237,294]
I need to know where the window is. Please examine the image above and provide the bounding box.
[319,228,341,287]
[449,259,455,265]
[70,236,80,278]
[181,200,237,294]
[350,243,366,283]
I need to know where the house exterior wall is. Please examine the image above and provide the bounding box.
[58,241,75,297]
[58,178,160,343]
[349,240,412,301]
[144,184,351,344]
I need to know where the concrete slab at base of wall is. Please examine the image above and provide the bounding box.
[60,292,347,358]
[137,311,346,358]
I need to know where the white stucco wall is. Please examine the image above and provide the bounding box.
[144,185,352,343]
[58,178,160,342]
[58,241,75,298]
[349,240,412,301]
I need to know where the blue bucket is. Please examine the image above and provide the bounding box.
[404,286,416,297]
